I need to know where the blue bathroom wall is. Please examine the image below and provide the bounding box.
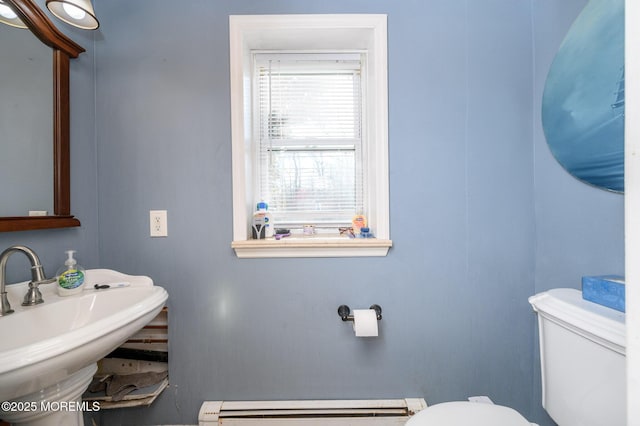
[0,0,99,283]
[88,3,505,424]
[91,1,622,425]
[91,1,552,425]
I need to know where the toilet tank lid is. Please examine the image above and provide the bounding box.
[529,288,625,352]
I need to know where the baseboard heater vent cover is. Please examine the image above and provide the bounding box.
[199,398,427,425]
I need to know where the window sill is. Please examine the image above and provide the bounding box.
[232,236,392,258]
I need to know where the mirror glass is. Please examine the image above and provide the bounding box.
[0,0,83,232]
[0,22,53,216]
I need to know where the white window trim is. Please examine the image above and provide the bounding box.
[229,14,391,258]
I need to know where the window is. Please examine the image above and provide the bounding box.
[255,53,364,228]
[229,15,390,258]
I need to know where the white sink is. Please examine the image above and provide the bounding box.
[0,269,168,425]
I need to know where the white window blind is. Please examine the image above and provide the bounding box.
[254,52,364,228]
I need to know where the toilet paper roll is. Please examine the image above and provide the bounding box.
[352,309,379,337]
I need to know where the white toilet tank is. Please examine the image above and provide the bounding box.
[529,288,625,426]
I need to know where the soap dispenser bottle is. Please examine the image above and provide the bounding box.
[56,250,86,296]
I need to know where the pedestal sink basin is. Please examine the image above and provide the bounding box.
[0,269,168,425]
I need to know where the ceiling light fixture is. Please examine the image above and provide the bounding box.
[46,0,98,30]
[0,0,27,29]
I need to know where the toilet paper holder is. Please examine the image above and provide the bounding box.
[337,304,382,321]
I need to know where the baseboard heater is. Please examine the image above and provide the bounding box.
[199,399,427,426]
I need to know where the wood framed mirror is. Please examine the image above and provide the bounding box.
[0,0,84,232]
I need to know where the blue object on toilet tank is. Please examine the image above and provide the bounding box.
[581,275,625,312]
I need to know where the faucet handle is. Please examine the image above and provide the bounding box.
[23,265,53,306]
[22,282,44,306]
[22,265,55,306]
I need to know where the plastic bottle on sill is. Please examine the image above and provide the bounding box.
[352,214,367,236]
[359,227,374,238]
[252,201,274,239]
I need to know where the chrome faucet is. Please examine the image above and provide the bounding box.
[0,245,56,316]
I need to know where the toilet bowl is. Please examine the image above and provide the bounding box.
[405,401,535,426]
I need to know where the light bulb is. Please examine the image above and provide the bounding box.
[62,2,86,20]
[0,3,17,19]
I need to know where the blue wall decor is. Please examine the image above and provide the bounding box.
[542,0,624,192]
